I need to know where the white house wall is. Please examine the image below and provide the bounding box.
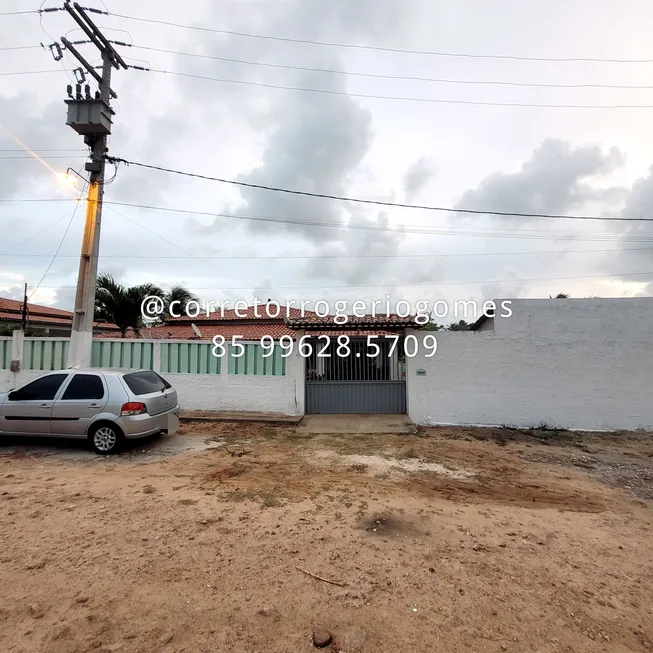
[406,298,653,431]
[0,339,305,417]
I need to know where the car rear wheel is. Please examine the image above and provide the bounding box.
[89,423,123,455]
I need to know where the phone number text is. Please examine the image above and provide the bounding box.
[211,335,438,358]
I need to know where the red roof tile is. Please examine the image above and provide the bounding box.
[96,325,398,341]
[0,297,120,331]
[0,297,73,319]
[169,305,316,323]
[286,314,416,329]
[0,311,72,326]
[310,330,397,338]
[96,323,296,340]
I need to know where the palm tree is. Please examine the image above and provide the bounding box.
[447,319,472,331]
[94,275,198,337]
[163,285,199,320]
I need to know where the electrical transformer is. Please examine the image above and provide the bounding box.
[64,98,113,136]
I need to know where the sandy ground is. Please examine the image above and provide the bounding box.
[0,423,652,653]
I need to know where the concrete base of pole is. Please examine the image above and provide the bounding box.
[67,330,93,369]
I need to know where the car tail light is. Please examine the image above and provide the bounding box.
[121,402,147,416]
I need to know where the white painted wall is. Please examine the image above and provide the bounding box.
[406,298,653,431]
[0,335,305,416]
[0,367,302,415]
[167,373,299,414]
[165,342,304,415]
[0,369,43,394]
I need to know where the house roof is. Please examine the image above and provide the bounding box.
[95,322,297,340]
[0,296,120,331]
[96,324,395,341]
[470,314,492,330]
[0,297,74,320]
[168,305,317,323]
[286,314,417,330]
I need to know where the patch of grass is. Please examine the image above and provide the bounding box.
[221,489,257,503]
[395,448,420,460]
[202,462,249,484]
[260,493,282,508]
[534,421,568,433]
[349,463,368,472]
[220,487,286,508]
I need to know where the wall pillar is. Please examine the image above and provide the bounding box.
[288,329,305,416]
[153,341,162,372]
[10,329,24,389]
[404,328,417,420]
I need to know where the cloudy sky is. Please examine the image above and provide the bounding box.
[2,0,653,319]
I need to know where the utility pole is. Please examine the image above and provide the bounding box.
[21,283,28,331]
[59,2,126,368]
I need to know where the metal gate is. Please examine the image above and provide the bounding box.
[305,336,406,414]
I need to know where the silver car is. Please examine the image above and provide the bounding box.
[0,369,180,455]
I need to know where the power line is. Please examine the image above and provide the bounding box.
[108,11,653,65]
[101,200,653,243]
[0,198,75,203]
[104,204,247,285]
[0,148,87,152]
[4,196,653,241]
[0,210,81,256]
[2,245,652,260]
[17,65,653,108]
[36,270,653,290]
[0,155,88,159]
[0,6,65,16]
[10,7,653,67]
[12,40,653,90]
[106,157,652,223]
[28,185,86,300]
[144,68,653,110]
[130,44,653,91]
[0,69,67,76]
[0,10,43,16]
[0,44,42,51]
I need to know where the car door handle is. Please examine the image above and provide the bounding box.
[39,404,49,409]
[88,404,100,408]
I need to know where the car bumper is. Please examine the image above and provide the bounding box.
[117,405,181,439]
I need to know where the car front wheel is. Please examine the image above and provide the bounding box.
[89,423,123,455]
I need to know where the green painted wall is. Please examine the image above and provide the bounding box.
[91,341,154,369]
[22,339,69,371]
[0,338,11,369]
[227,343,286,376]
[160,342,221,375]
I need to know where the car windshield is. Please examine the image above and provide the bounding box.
[122,371,167,395]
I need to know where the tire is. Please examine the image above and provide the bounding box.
[88,423,124,455]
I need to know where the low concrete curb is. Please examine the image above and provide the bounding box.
[180,411,302,425]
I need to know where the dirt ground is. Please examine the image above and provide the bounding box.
[1,423,652,653]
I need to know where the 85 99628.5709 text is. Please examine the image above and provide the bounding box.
[211,335,438,358]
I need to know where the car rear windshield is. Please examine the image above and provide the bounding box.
[122,371,169,395]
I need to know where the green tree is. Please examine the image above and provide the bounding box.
[94,275,198,337]
[447,319,472,331]
[421,322,442,331]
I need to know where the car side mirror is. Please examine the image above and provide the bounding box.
[8,391,20,401]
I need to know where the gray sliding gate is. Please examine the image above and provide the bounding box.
[305,336,406,414]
